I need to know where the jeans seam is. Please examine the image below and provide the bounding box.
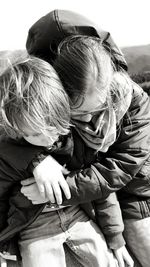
[65,238,94,267]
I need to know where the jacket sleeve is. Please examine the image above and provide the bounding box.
[93,193,125,249]
[0,157,27,232]
[0,140,44,234]
[63,86,150,203]
[0,158,20,232]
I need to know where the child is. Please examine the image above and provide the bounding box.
[25,10,150,267]
[0,53,131,267]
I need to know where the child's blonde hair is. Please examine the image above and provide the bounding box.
[0,53,70,139]
[54,35,132,118]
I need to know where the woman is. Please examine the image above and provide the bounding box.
[25,9,150,267]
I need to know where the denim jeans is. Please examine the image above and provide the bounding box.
[19,205,116,267]
[124,217,150,267]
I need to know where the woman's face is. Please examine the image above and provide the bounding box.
[71,86,107,122]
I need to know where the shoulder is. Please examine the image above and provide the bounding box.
[0,137,44,173]
[129,81,150,117]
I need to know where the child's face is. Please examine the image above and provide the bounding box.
[21,126,59,147]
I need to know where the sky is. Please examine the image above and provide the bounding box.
[0,0,150,51]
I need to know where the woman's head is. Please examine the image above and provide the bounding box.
[54,35,131,121]
[54,36,115,112]
[0,54,70,146]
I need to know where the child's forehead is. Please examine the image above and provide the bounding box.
[20,125,39,137]
[20,124,58,137]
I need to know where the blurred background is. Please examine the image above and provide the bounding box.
[0,0,150,81]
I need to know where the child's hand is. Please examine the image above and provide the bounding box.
[113,246,134,267]
[33,155,71,205]
[21,178,49,204]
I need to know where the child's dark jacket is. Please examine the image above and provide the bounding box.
[0,128,124,257]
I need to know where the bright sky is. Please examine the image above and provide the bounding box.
[0,0,150,51]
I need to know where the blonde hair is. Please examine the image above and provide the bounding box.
[54,35,132,118]
[0,53,70,139]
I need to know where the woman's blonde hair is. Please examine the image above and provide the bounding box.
[0,53,70,139]
[54,35,132,117]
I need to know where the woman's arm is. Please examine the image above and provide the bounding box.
[64,87,150,203]
[93,193,134,267]
[28,86,150,207]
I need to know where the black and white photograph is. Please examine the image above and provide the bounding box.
[0,1,150,266]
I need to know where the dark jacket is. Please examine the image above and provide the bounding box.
[0,129,124,257]
[26,9,150,220]
[62,83,150,219]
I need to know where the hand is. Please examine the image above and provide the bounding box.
[113,246,134,267]
[21,177,49,204]
[33,155,71,205]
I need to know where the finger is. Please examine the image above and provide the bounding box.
[21,186,28,195]
[25,194,34,201]
[31,200,39,205]
[44,182,56,204]
[21,177,35,186]
[37,182,46,198]
[32,199,47,204]
[124,257,134,267]
[114,259,119,267]
[21,183,35,196]
[117,258,125,267]
[114,252,125,267]
[62,167,70,175]
[21,186,32,199]
[59,179,71,200]
[52,182,62,205]
[123,251,134,267]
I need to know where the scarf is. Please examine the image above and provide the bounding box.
[71,77,133,152]
[72,108,116,152]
